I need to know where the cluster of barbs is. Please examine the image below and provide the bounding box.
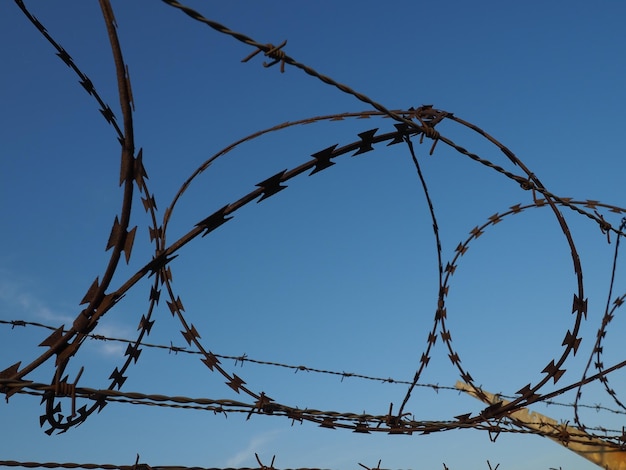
[4,0,626,445]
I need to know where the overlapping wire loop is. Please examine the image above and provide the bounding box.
[3,1,626,467]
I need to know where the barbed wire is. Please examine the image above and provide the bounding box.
[7,0,626,435]
[5,318,626,420]
[0,462,332,470]
[7,0,624,433]
[4,377,626,446]
[0,459,503,470]
[3,0,626,469]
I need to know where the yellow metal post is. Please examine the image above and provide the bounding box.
[456,381,626,470]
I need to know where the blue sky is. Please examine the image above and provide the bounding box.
[1,1,626,469]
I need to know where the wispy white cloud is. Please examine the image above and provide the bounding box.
[0,272,131,359]
[0,276,73,324]
[226,430,282,467]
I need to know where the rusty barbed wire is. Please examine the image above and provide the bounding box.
[573,217,626,433]
[0,461,332,470]
[0,318,418,386]
[158,0,625,239]
[4,377,626,444]
[4,0,626,469]
[158,0,441,141]
[7,319,626,418]
[8,0,626,428]
[6,0,164,433]
[0,460,506,470]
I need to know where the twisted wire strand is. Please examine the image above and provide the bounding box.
[158,0,433,137]
[445,115,626,238]
[0,463,335,470]
[9,368,626,419]
[0,461,519,470]
[7,342,626,440]
[4,378,626,443]
[0,319,426,387]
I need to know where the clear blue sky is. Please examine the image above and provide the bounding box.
[1,1,626,469]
